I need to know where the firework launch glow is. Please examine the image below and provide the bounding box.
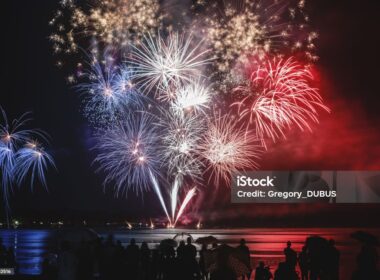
[50,0,330,224]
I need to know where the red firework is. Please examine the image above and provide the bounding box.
[232,56,330,146]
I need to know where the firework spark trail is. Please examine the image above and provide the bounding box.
[174,187,197,226]
[232,56,330,146]
[201,112,262,186]
[0,141,13,212]
[14,146,56,189]
[131,32,211,100]
[148,169,171,224]
[171,174,182,221]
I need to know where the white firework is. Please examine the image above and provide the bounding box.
[171,80,212,115]
[200,113,262,186]
[131,32,210,100]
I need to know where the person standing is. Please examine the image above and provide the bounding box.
[236,239,252,280]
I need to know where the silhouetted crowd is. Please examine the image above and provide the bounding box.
[1,234,379,280]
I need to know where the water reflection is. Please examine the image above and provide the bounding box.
[0,227,378,278]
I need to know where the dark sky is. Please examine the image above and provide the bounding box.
[1,0,380,226]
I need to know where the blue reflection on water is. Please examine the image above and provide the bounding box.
[0,229,53,275]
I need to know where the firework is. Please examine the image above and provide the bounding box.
[49,0,331,224]
[0,141,14,209]
[232,56,330,146]
[131,32,210,99]
[200,113,262,185]
[0,109,47,151]
[157,107,205,177]
[49,0,162,54]
[174,187,197,226]
[0,108,55,227]
[170,174,182,220]
[171,79,212,115]
[195,0,318,76]
[76,51,142,126]
[14,144,56,189]
[94,113,161,195]
[148,169,171,223]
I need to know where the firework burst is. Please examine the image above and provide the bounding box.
[232,56,330,146]
[94,113,161,195]
[171,79,212,115]
[0,108,55,226]
[49,0,162,54]
[77,51,142,125]
[131,32,210,99]
[200,113,262,186]
[157,108,205,178]
[194,0,318,77]
[14,144,56,189]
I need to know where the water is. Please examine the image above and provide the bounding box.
[0,227,379,278]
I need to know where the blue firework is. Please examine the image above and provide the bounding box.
[94,113,162,196]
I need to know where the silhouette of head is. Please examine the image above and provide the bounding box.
[130,238,136,245]
[187,237,192,244]
[259,261,265,268]
[287,241,292,247]
[240,238,246,246]
[180,240,185,246]
[141,242,148,249]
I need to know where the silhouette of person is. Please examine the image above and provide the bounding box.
[274,262,297,280]
[183,237,199,280]
[298,246,309,280]
[352,243,380,280]
[284,241,297,269]
[125,238,140,279]
[140,242,150,280]
[177,240,186,260]
[210,249,236,280]
[199,243,209,280]
[326,239,340,280]
[236,239,251,280]
[255,261,272,280]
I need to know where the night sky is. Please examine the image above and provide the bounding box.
[1,0,380,226]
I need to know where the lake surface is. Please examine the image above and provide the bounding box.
[0,227,379,279]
